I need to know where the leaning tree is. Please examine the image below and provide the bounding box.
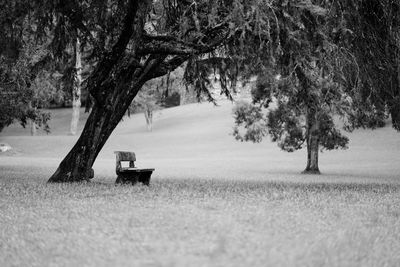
[128,79,163,132]
[45,0,254,182]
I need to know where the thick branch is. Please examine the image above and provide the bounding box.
[139,25,229,56]
[138,39,215,55]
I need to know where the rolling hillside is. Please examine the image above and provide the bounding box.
[1,100,399,183]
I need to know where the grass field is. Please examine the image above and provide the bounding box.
[1,100,400,266]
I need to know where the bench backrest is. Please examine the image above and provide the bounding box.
[114,151,136,173]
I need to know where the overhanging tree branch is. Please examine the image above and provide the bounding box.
[139,25,230,56]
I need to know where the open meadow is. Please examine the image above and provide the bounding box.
[1,100,400,266]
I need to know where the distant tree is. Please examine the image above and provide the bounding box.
[233,0,400,174]
[232,1,355,174]
[70,35,83,135]
[0,60,52,133]
[1,1,95,137]
[48,15,86,136]
[233,71,351,174]
[129,79,163,132]
[128,67,191,131]
[28,70,63,135]
[0,10,61,134]
[22,40,65,135]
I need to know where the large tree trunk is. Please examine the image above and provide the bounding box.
[48,0,151,182]
[303,109,321,174]
[294,64,321,174]
[48,84,142,182]
[49,104,112,182]
[70,36,82,136]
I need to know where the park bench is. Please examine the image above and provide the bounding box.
[114,151,155,185]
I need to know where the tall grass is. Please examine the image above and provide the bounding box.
[1,167,400,267]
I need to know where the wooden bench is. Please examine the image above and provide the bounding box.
[114,151,155,185]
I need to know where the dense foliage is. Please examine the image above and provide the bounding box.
[344,0,400,130]
[0,36,57,132]
[0,1,71,132]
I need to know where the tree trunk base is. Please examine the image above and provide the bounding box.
[48,168,94,183]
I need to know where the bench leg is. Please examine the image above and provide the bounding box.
[115,173,139,185]
[138,172,152,186]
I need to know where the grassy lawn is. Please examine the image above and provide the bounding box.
[1,168,400,267]
[1,100,400,266]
